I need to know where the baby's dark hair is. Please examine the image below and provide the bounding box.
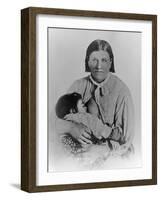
[55,92,82,119]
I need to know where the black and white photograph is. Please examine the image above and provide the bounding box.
[21,7,157,192]
[48,28,141,172]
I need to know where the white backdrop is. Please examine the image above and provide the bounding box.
[0,0,160,199]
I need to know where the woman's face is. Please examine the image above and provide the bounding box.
[88,50,112,83]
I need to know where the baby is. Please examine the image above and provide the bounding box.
[55,92,112,154]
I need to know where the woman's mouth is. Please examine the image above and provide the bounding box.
[94,70,104,73]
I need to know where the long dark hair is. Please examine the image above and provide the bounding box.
[85,39,115,73]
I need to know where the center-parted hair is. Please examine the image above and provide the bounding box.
[85,39,115,73]
[55,92,82,119]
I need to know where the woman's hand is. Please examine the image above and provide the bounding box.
[78,129,92,144]
[70,123,93,146]
[56,118,93,148]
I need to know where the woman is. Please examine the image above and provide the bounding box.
[56,39,134,155]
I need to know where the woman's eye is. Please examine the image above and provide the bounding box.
[92,58,97,62]
[102,58,108,62]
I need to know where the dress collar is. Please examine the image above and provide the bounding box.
[89,72,111,88]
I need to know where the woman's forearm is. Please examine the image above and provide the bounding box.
[55,118,84,139]
[55,118,74,134]
[55,118,92,143]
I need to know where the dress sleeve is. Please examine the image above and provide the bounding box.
[110,89,135,148]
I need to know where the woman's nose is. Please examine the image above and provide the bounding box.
[95,60,102,69]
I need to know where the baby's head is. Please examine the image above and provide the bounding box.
[55,92,87,119]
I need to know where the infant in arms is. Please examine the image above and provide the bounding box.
[55,92,120,164]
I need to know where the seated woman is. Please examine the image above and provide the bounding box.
[56,39,135,159]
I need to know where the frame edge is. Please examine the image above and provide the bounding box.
[21,7,37,192]
[22,6,157,20]
[152,15,157,185]
[21,8,30,192]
